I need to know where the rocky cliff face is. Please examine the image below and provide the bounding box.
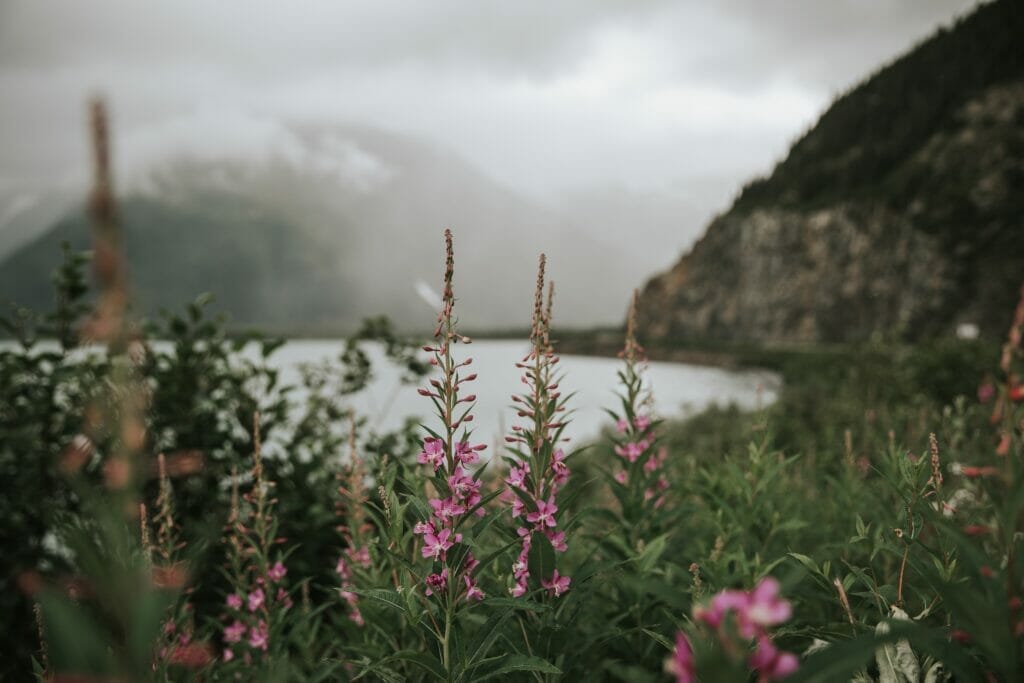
[637,1,1024,345]
[638,205,952,344]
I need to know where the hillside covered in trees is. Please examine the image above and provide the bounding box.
[638,0,1024,344]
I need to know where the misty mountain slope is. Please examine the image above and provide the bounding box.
[637,0,1024,345]
[0,124,631,332]
[0,194,358,328]
[0,189,76,259]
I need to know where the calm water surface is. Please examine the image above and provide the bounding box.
[271,339,779,445]
[1,338,779,446]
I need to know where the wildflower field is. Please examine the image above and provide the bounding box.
[4,108,1024,682]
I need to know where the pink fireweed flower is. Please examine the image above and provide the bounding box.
[276,587,293,609]
[526,497,558,528]
[413,520,435,536]
[248,620,269,651]
[511,527,532,596]
[464,575,485,601]
[223,620,246,644]
[694,578,792,640]
[347,545,371,567]
[745,578,792,630]
[541,569,571,597]
[339,588,363,625]
[551,449,569,486]
[429,496,466,523]
[614,470,628,484]
[449,468,482,500]
[644,447,667,474]
[511,496,525,518]
[666,632,695,683]
[462,551,480,573]
[695,589,752,634]
[247,588,265,612]
[223,648,234,662]
[425,568,449,596]
[455,440,484,465]
[335,556,351,580]
[615,418,629,433]
[422,528,461,560]
[634,415,651,431]
[506,463,530,488]
[417,438,445,470]
[226,593,243,610]
[267,561,287,582]
[615,440,649,463]
[749,636,799,681]
[546,529,568,552]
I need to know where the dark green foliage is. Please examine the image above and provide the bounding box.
[0,248,427,677]
[737,0,1024,211]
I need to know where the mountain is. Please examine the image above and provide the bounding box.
[637,0,1024,345]
[0,124,632,333]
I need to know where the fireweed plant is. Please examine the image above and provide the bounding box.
[148,454,211,674]
[407,229,495,672]
[607,290,669,531]
[218,413,294,669]
[668,578,798,683]
[335,418,373,627]
[504,255,575,600]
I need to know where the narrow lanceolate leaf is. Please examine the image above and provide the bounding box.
[352,588,405,612]
[472,654,561,681]
[636,533,668,573]
[463,605,517,673]
[379,651,446,680]
[527,531,557,587]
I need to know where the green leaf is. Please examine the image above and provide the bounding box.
[382,650,446,680]
[464,606,516,674]
[473,654,561,681]
[38,592,114,675]
[353,588,406,612]
[788,552,819,576]
[636,533,668,573]
[527,531,557,587]
[641,628,675,651]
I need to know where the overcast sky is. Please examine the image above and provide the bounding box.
[0,0,981,218]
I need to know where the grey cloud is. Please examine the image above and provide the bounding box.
[0,0,982,201]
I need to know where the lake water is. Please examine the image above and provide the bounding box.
[1,338,779,445]
[270,339,780,445]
